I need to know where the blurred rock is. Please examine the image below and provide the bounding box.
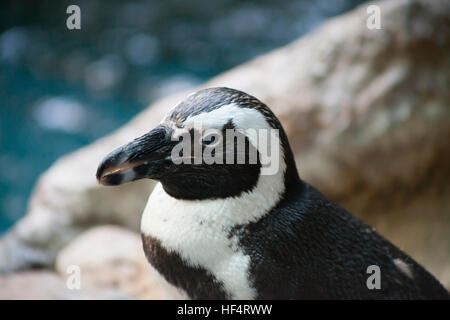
[0,0,449,290]
[55,225,166,299]
[0,270,127,299]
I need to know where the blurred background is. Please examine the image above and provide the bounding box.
[0,0,367,232]
[1,0,449,299]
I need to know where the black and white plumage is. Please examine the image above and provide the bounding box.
[97,87,449,299]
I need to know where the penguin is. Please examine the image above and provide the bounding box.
[96,87,449,300]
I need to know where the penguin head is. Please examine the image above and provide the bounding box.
[97,87,298,200]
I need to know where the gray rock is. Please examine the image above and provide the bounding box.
[0,270,128,300]
[1,0,449,289]
[55,225,167,299]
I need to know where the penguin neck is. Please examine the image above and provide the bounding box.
[159,163,261,201]
[143,145,304,230]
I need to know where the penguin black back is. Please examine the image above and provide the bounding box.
[233,182,449,299]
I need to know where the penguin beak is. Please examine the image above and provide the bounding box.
[96,126,173,186]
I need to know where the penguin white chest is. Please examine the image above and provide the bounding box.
[140,183,257,299]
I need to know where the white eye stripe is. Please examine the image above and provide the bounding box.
[169,103,280,159]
